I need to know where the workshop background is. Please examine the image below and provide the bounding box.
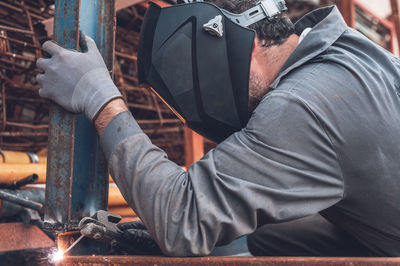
[0,0,400,264]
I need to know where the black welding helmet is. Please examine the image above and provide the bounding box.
[138,0,287,143]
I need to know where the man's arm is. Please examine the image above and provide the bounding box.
[94,98,128,136]
[98,91,345,256]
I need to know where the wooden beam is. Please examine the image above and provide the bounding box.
[337,0,356,28]
[184,127,204,169]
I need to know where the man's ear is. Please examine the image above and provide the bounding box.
[252,36,259,55]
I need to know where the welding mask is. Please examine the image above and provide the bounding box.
[138,0,287,143]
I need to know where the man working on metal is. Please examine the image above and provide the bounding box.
[36,0,400,257]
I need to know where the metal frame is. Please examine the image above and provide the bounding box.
[353,0,396,54]
[338,0,397,54]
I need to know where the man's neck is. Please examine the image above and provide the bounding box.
[260,34,299,87]
[248,34,299,112]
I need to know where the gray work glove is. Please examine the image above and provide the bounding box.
[36,35,121,121]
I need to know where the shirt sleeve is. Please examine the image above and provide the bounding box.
[100,90,344,256]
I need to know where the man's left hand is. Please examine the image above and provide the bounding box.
[36,34,121,121]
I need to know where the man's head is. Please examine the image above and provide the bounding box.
[138,1,298,141]
[212,0,296,113]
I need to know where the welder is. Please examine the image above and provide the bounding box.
[36,0,400,257]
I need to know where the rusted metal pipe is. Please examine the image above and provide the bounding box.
[0,25,34,35]
[0,35,37,48]
[0,188,44,217]
[20,1,42,59]
[4,52,36,62]
[0,150,39,163]
[115,51,137,61]
[0,131,48,137]
[4,121,48,129]
[0,2,47,20]
[0,189,43,212]
[0,174,38,189]
[0,58,35,70]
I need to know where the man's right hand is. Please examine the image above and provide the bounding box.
[117,220,163,255]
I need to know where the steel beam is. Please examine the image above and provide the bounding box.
[44,0,115,233]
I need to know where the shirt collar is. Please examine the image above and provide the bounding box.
[269,6,348,89]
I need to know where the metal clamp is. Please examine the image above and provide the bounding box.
[79,210,122,246]
[184,0,287,27]
[79,210,162,255]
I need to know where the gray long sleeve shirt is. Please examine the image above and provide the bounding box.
[100,6,400,256]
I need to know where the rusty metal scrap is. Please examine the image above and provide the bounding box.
[0,222,54,253]
[0,0,52,153]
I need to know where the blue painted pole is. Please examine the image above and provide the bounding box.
[44,0,115,233]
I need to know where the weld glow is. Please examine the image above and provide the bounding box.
[49,249,64,263]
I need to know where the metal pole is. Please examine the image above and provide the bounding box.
[44,0,114,233]
[0,190,43,212]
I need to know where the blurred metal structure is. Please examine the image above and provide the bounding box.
[0,0,187,165]
[354,1,395,52]
[0,0,53,152]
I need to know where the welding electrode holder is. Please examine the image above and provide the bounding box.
[79,210,162,255]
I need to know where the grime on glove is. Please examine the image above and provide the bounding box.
[36,34,121,121]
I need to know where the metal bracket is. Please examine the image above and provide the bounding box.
[203,15,224,37]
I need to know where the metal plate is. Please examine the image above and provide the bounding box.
[59,256,400,265]
[0,223,54,252]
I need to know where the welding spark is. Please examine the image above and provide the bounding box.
[48,249,64,263]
